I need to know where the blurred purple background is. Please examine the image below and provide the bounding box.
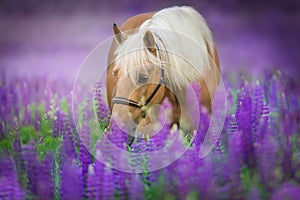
[1,0,300,83]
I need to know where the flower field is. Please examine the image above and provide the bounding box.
[0,70,300,200]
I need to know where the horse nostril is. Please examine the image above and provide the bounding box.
[141,106,147,118]
[142,110,146,118]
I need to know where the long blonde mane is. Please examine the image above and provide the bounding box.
[114,6,216,90]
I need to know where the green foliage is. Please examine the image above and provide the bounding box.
[19,106,25,121]
[40,117,52,138]
[0,136,14,154]
[240,166,267,199]
[144,175,176,200]
[60,97,68,113]
[36,136,62,160]
[37,102,45,115]
[30,103,35,120]
[291,134,299,153]
[183,133,194,148]
[77,98,88,130]
[18,125,37,145]
[231,88,238,114]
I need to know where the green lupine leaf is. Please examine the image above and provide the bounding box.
[40,117,52,138]
[60,97,68,113]
[18,125,37,145]
[37,136,62,160]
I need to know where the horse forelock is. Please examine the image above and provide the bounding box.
[114,32,161,86]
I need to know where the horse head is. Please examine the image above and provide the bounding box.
[109,25,169,144]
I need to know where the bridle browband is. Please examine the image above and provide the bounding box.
[111,34,166,118]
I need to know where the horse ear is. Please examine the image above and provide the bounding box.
[113,23,127,44]
[143,30,156,54]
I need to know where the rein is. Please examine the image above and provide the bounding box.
[111,35,166,118]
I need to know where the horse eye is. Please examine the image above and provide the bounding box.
[113,70,118,77]
[138,74,149,84]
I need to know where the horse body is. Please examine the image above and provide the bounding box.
[106,6,220,143]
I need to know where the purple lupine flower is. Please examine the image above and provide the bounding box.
[13,131,22,162]
[79,125,92,181]
[79,125,92,199]
[13,131,27,188]
[286,93,300,138]
[146,97,172,153]
[94,131,118,172]
[102,166,115,200]
[1,84,9,122]
[196,156,216,199]
[0,68,6,85]
[252,81,265,138]
[236,86,252,133]
[86,164,99,200]
[5,86,14,123]
[228,116,243,195]
[257,133,279,190]
[94,157,104,199]
[12,83,21,120]
[128,139,148,173]
[271,183,300,200]
[281,139,294,180]
[70,111,82,152]
[35,152,55,200]
[94,81,110,126]
[21,80,30,108]
[112,169,129,200]
[0,157,26,200]
[21,141,40,197]
[277,97,295,181]
[194,106,210,151]
[61,112,77,159]
[0,121,5,139]
[279,92,288,117]
[236,86,256,168]
[0,83,8,117]
[246,187,262,200]
[254,102,270,143]
[211,124,223,154]
[2,66,300,199]
[80,91,95,126]
[107,123,128,150]
[230,114,238,135]
[143,121,172,182]
[128,174,144,200]
[176,145,200,199]
[60,157,84,199]
[52,110,63,138]
[21,140,54,199]
[267,74,279,112]
[162,161,178,195]
[210,147,229,198]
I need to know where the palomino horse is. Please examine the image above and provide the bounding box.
[106,6,220,145]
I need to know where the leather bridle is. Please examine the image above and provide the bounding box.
[111,36,166,118]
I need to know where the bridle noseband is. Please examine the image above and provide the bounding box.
[111,36,166,118]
